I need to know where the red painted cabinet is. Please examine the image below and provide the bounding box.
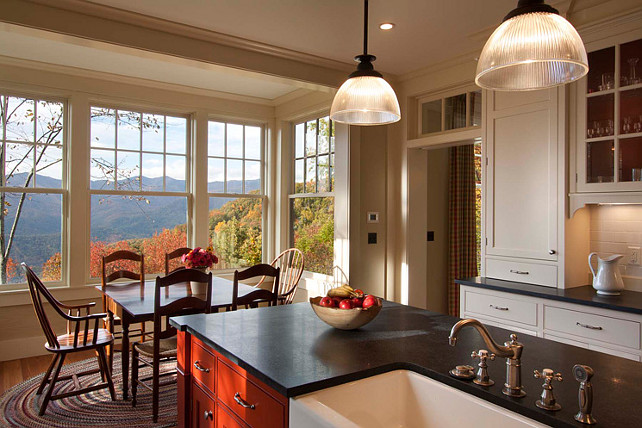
[177,331,289,428]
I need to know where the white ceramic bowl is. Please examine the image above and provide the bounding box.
[309,296,382,330]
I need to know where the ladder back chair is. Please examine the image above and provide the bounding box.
[232,264,280,311]
[23,263,116,415]
[131,268,213,423]
[255,248,304,305]
[164,247,192,275]
[101,249,146,368]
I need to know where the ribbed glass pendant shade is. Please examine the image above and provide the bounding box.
[330,76,401,125]
[476,12,588,91]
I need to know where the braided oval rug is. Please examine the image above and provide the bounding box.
[0,355,177,428]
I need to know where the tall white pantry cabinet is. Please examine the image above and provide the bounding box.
[482,87,589,289]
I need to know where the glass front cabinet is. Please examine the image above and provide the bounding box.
[575,32,642,192]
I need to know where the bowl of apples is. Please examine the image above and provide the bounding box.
[310,284,382,330]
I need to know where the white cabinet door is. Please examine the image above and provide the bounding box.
[485,89,560,262]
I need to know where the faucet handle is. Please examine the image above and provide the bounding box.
[534,368,563,383]
[534,368,563,411]
[471,349,495,361]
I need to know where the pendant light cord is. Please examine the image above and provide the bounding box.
[363,0,368,55]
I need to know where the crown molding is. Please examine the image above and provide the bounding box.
[398,50,479,83]
[25,0,355,74]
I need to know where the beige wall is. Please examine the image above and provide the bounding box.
[425,148,449,314]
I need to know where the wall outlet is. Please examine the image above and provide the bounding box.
[627,246,640,265]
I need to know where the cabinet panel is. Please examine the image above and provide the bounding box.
[192,381,215,428]
[464,289,538,326]
[192,338,216,396]
[217,403,246,428]
[485,258,557,288]
[217,360,285,428]
[486,89,559,262]
[544,305,640,350]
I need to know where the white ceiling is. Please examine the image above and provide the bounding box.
[86,0,518,76]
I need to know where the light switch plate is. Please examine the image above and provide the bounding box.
[367,212,379,223]
[627,246,640,265]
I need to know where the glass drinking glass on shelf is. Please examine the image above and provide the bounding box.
[623,117,632,134]
[635,120,642,134]
[602,72,614,90]
[587,127,595,139]
[629,58,640,85]
[606,120,614,136]
[632,168,642,182]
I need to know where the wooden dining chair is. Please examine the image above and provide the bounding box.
[232,264,280,311]
[164,247,191,275]
[131,268,212,423]
[22,263,116,415]
[255,248,304,305]
[101,250,146,368]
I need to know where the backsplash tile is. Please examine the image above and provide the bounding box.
[589,205,642,292]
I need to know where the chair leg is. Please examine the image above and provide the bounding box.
[152,353,159,423]
[39,352,66,416]
[36,354,59,395]
[131,347,139,407]
[97,347,116,401]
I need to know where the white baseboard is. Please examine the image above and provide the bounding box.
[0,336,49,362]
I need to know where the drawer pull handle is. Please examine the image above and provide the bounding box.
[489,304,509,311]
[193,360,210,373]
[509,269,529,275]
[234,392,256,410]
[203,410,213,420]
[576,322,603,331]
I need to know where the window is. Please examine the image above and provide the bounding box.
[290,116,334,275]
[0,94,65,285]
[474,138,482,272]
[89,106,189,276]
[419,90,482,135]
[208,121,264,269]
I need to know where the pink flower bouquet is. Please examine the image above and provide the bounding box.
[181,246,219,269]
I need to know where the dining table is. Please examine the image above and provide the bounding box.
[95,276,257,399]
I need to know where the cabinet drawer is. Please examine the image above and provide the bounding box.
[486,258,557,287]
[217,360,285,428]
[192,381,215,428]
[192,338,216,396]
[217,403,247,428]
[464,291,538,326]
[544,306,640,350]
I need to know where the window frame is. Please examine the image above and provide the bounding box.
[87,103,192,279]
[0,91,68,290]
[288,114,335,276]
[207,117,267,271]
[416,84,482,137]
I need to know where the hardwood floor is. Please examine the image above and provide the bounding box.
[0,351,94,395]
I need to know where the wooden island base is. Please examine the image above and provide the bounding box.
[177,331,289,428]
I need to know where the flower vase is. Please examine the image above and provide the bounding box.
[190,267,209,296]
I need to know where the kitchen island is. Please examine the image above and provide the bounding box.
[170,301,642,428]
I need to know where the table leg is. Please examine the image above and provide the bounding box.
[121,319,130,400]
[107,311,114,371]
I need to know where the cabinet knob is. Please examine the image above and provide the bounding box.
[549,249,556,255]
[203,410,213,420]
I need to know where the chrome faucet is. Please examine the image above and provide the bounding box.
[449,319,526,397]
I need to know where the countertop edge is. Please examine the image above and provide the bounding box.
[456,278,642,315]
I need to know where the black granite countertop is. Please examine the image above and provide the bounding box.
[456,277,642,315]
[170,301,642,428]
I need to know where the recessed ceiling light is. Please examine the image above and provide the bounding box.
[379,23,395,30]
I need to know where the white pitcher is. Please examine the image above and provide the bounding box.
[588,253,624,296]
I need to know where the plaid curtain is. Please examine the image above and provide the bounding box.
[447,144,478,316]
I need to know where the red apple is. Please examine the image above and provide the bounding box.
[319,296,335,308]
[351,297,363,308]
[362,295,379,309]
[332,297,343,307]
[339,299,353,309]
[353,288,365,297]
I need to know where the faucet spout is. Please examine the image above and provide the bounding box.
[448,318,526,398]
[448,319,513,358]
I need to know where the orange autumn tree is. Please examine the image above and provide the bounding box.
[139,225,187,274]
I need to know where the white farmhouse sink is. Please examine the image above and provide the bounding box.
[289,370,547,428]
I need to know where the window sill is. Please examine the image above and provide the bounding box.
[0,285,102,308]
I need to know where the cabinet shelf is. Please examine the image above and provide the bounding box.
[587,88,616,97]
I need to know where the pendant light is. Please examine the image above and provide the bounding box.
[330,0,400,126]
[475,0,588,91]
